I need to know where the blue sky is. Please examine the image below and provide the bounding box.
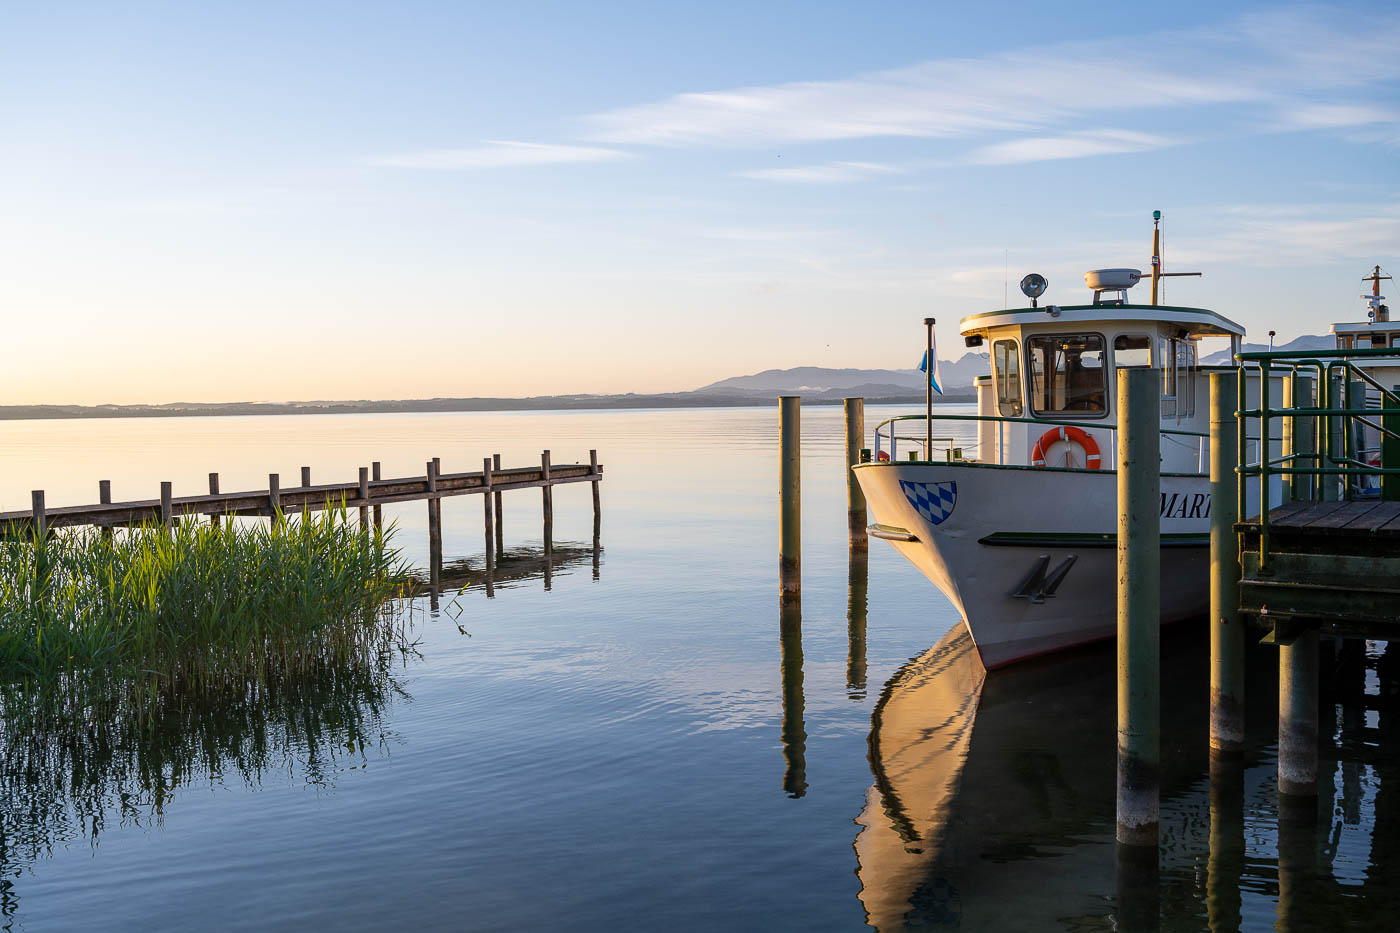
[1,1,1396,403]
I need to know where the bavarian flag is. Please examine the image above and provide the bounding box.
[918,348,943,395]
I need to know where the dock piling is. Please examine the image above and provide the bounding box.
[492,453,504,560]
[1116,367,1160,848]
[31,491,47,600]
[208,473,221,525]
[30,490,46,541]
[779,598,807,798]
[160,482,174,529]
[371,462,382,531]
[844,398,867,547]
[482,457,495,574]
[590,449,601,542]
[1210,372,1244,755]
[267,474,280,521]
[426,460,441,600]
[99,480,113,539]
[301,466,311,488]
[1278,630,1320,797]
[358,467,370,529]
[541,450,553,556]
[779,396,801,601]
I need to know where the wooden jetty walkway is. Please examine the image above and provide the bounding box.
[2,449,604,604]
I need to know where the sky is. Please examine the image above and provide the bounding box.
[1,0,1397,405]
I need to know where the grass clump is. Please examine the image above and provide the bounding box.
[0,511,412,688]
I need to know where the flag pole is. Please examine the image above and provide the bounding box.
[924,317,935,461]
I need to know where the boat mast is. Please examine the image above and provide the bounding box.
[1151,210,1161,306]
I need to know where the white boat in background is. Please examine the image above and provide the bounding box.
[853,214,1284,668]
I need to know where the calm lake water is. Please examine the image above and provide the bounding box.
[0,405,1394,931]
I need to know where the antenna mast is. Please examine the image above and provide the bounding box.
[1148,209,1200,305]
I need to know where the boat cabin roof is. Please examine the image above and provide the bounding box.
[1332,321,1400,337]
[958,303,1244,338]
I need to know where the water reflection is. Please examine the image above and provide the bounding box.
[434,541,601,595]
[0,635,417,925]
[848,547,868,700]
[854,628,1399,930]
[780,599,806,799]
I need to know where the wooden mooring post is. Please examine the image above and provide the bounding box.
[208,473,221,525]
[426,460,441,600]
[99,480,113,540]
[160,482,174,528]
[482,457,495,574]
[590,449,601,542]
[1116,367,1160,848]
[779,396,801,601]
[844,397,867,547]
[1209,372,1244,755]
[492,453,503,560]
[358,467,370,529]
[372,462,383,531]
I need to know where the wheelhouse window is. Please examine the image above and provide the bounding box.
[993,339,1022,417]
[1160,336,1197,420]
[1027,334,1107,418]
[1114,334,1152,367]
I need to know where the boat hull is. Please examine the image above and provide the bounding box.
[853,460,1251,668]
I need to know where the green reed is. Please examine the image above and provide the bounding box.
[0,510,413,690]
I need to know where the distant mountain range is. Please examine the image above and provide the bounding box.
[696,353,989,400]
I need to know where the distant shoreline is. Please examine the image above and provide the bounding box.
[0,393,976,422]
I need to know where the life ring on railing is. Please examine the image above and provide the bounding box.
[1030,426,1102,469]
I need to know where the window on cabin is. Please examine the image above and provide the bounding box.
[1114,334,1152,367]
[1027,334,1107,417]
[993,339,1022,417]
[1159,336,1197,420]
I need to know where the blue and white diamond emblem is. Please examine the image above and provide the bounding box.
[899,480,957,525]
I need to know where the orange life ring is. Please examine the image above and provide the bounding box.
[1030,426,1102,469]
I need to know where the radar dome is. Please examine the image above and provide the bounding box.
[1084,269,1142,291]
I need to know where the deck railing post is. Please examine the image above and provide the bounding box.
[1116,367,1160,848]
[1209,372,1244,756]
[1385,386,1400,502]
[1294,374,1316,501]
[844,398,867,547]
[1323,371,1341,502]
[482,457,495,573]
[372,462,383,531]
[1281,374,1295,502]
[1346,379,1367,499]
[779,396,801,601]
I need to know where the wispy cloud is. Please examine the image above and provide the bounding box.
[368,140,633,170]
[739,161,899,183]
[584,7,1400,160]
[969,130,1175,165]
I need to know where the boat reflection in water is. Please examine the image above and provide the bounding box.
[854,623,1399,930]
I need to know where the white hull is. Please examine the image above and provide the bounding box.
[854,461,1275,669]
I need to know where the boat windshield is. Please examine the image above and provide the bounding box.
[1027,334,1107,417]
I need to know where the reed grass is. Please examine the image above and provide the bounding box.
[0,510,412,689]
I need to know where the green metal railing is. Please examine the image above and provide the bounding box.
[871,412,1215,469]
[1235,347,1400,567]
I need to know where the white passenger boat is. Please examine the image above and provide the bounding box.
[853,217,1283,668]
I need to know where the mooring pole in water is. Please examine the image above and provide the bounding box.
[482,457,495,574]
[372,462,383,532]
[590,449,602,542]
[358,467,370,529]
[426,460,441,600]
[1210,372,1244,755]
[492,453,504,560]
[301,465,312,488]
[99,480,113,540]
[779,396,801,600]
[1278,630,1320,797]
[844,398,867,547]
[161,481,174,529]
[1206,754,1245,931]
[31,491,47,601]
[1116,367,1160,848]
[924,318,935,461]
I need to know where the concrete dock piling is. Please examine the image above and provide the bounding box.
[1116,367,1161,847]
[844,398,867,547]
[1210,372,1244,755]
[1278,630,1320,797]
[779,396,801,601]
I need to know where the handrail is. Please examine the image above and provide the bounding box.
[1235,348,1400,569]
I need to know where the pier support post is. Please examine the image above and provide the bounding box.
[844,398,867,547]
[1116,367,1160,848]
[541,450,553,557]
[301,466,312,488]
[779,396,801,601]
[590,449,601,543]
[492,454,504,560]
[358,467,370,529]
[161,482,174,529]
[482,457,495,574]
[372,462,382,532]
[208,473,221,526]
[31,491,47,601]
[99,480,113,540]
[1210,372,1244,755]
[1278,630,1319,797]
[267,474,280,524]
[426,460,441,601]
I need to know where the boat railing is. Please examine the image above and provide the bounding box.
[869,412,1223,471]
[1235,346,1400,566]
